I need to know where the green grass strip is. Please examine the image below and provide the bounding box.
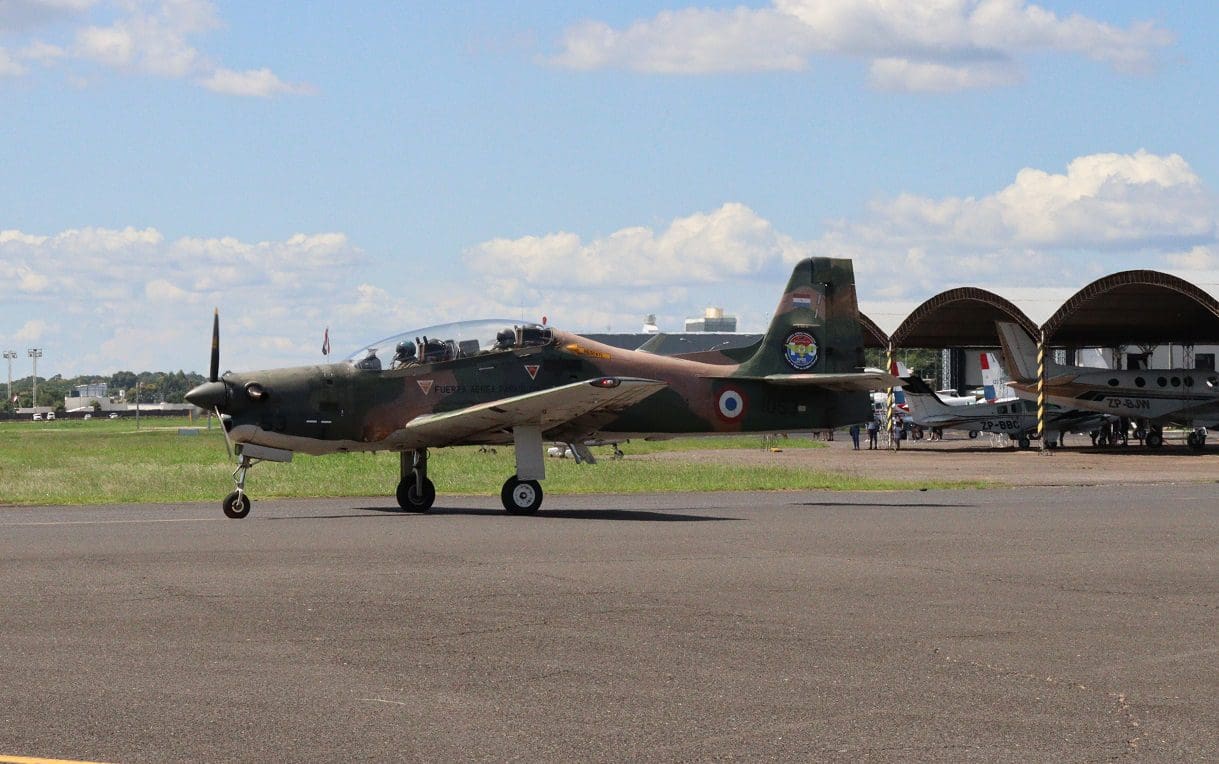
[0,418,985,505]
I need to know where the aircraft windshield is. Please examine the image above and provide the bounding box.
[346,319,552,370]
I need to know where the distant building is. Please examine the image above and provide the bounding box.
[642,314,660,334]
[74,382,108,398]
[65,382,123,412]
[684,307,737,333]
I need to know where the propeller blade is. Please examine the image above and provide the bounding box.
[209,308,220,383]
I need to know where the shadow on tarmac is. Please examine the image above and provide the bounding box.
[794,501,977,509]
[267,506,734,522]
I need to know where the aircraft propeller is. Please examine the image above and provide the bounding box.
[210,307,220,383]
[184,308,230,412]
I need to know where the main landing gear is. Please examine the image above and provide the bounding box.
[1187,428,1207,451]
[397,449,436,512]
[501,476,543,514]
[394,427,549,515]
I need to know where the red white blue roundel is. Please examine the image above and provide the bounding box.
[718,387,746,420]
[783,330,818,370]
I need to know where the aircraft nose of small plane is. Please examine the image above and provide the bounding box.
[185,380,228,410]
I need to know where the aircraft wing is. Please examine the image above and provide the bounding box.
[401,377,667,446]
[750,371,902,392]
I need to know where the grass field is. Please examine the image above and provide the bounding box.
[0,417,986,506]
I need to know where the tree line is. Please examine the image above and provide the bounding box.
[1,370,206,413]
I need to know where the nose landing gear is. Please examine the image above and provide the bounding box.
[219,444,294,519]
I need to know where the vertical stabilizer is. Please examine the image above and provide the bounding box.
[980,352,1004,402]
[736,258,866,378]
[995,322,1040,383]
[898,375,951,423]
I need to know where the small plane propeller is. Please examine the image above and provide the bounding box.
[209,307,220,383]
[185,308,230,413]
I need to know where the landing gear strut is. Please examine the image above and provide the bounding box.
[219,444,293,519]
[397,449,436,512]
[224,455,254,519]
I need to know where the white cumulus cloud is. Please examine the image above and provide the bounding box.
[549,0,1173,92]
[1,0,312,97]
[199,67,316,97]
[465,202,806,289]
[0,227,366,374]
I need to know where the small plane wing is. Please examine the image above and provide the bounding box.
[713,371,901,391]
[402,377,667,446]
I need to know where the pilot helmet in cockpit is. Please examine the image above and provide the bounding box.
[394,340,416,366]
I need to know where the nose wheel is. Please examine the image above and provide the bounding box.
[223,489,251,519]
[223,455,254,519]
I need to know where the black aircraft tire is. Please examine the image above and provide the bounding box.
[1188,432,1206,451]
[396,474,436,512]
[1146,432,1164,449]
[223,490,251,519]
[968,431,979,439]
[1017,436,1031,450]
[502,476,543,515]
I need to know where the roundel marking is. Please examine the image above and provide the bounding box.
[717,387,747,420]
[783,330,818,371]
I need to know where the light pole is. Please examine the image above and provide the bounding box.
[27,348,42,410]
[3,350,15,406]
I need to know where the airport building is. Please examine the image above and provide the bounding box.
[684,307,737,333]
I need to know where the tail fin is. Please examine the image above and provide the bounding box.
[979,352,1004,402]
[995,322,1039,383]
[898,374,951,421]
[736,258,865,378]
[889,359,909,407]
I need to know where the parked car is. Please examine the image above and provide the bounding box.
[108,412,120,419]
[32,413,42,420]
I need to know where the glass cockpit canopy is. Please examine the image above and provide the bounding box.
[346,319,550,369]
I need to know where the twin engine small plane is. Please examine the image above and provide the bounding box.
[996,322,1219,449]
[185,257,895,518]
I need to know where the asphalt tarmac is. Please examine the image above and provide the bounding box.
[2,486,1217,762]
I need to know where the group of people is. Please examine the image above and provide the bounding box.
[848,416,907,450]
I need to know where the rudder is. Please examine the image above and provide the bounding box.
[736,258,866,378]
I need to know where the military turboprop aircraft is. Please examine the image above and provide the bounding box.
[996,321,1219,450]
[185,257,895,518]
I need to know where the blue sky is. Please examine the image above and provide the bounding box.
[2,1,1217,376]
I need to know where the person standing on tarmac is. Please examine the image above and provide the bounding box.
[849,423,861,450]
[867,419,879,449]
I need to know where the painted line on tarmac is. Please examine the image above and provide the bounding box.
[0,517,213,527]
[0,756,115,764]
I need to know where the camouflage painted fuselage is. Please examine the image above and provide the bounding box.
[209,258,874,455]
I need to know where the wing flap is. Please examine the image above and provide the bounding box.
[402,377,666,446]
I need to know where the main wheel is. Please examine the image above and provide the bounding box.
[1188,431,1207,451]
[1146,431,1164,449]
[1017,435,1031,450]
[396,474,436,512]
[501,476,543,515]
[968,430,979,439]
[223,490,251,519]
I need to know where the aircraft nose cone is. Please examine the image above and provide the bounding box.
[185,380,228,410]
